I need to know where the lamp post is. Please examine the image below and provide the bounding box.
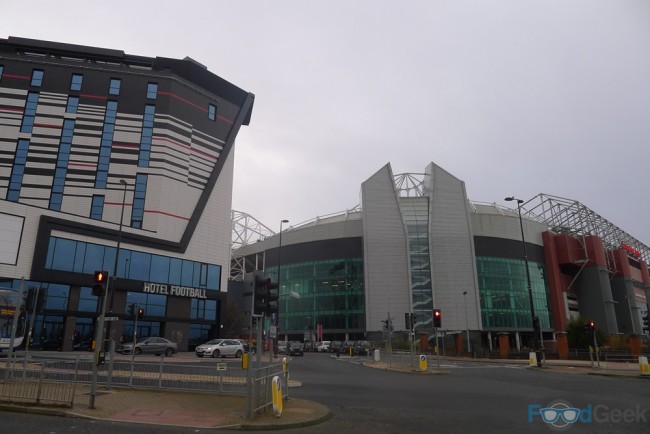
[463,291,470,353]
[505,196,541,362]
[270,219,289,362]
[106,179,128,343]
[90,179,127,408]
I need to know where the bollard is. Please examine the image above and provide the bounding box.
[639,356,650,375]
[419,354,427,371]
[529,352,538,368]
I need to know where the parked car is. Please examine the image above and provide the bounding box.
[195,339,244,358]
[237,339,256,354]
[277,341,289,355]
[355,340,373,356]
[289,341,304,357]
[304,341,315,352]
[117,337,177,356]
[316,340,331,352]
[329,341,342,353]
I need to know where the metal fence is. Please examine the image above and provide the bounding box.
[0,357,79,406]
[246,362,288,418]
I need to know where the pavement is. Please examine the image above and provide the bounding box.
[0,382,331,430]
[0,353,647,430]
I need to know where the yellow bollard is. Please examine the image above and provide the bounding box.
[242,353,248,370]
[639,356,649,375]
[419,355,427,371]
[529,352,538,368]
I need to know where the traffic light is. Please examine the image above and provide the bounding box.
[252,271,268,316]
[433,308,442,328]
[128,303,136,318]
[405,312,412,329]
[412,313,417,328]
[532,316,541,333]
[643,315,649,333]
[92,270,109,296]
[137,308,145,319]
[265,279,279,315]
[584,320,596,333]
[252,271,280,315]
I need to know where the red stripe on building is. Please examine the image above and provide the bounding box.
[144,209,191,221]
[157,90,234,124]
[33,123,61,129]
[0,106,24,113]
[2,74,30,80]
[153,137,218,161]
[80,93,108,100]
[112,143,140,149]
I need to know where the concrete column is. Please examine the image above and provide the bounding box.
[454,333,463,355]
[498,332,510,359]
[556,331,568,360]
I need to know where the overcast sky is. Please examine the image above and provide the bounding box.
[3,1,649,243]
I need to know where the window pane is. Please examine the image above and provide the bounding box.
[129,251,151,281]
[150,255,170,284]
[51,238,76,272]
[83,244,105,274]
[70,74,83,91]
[169,258,182,285]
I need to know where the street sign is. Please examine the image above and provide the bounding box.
[270,325,277,339]
[217,363,227,371]
[104,316,119,321]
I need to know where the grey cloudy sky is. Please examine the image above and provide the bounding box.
[3,1,649,243]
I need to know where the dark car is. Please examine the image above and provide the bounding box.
[289,341,304,357]
[354,340,373,356]
[41,338,63,351]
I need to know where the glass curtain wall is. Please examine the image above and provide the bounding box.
[400,197,434,331]
[476,256,552,330]
[273,258,364,340]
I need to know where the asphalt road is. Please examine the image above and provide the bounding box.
[1,352,649,433]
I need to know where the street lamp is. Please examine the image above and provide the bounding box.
[504,196,541,360]
[270,219,289,361]
[90,179,128,408]
[106,179,128,341]
[463,291,470,353]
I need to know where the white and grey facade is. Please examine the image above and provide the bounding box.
[0,37,253,351]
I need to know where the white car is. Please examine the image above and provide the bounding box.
[195,339,244,358]
[316,340,331,352]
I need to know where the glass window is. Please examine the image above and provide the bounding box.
[207,265,221,291]
[73,242,86,273]
[169,258,182,285]
[7,138,30,201]
[191,299,217,320]
[31,69,44,87]
[129,251,151,281]
[0,65,3,80]
[131,174,147,228]
[150,255,170,283]
[181,260,194,286]
[108,78,121,96]
[82,243,105,274]
[66,96,79,114]
[208,104,216,121]
[70,74,83,91]
[146,83,158,99]
[50,238,76,272]
[78,287,99,312]
[20,92,40,134]
[43,284,70,310]
[90,195,104,220]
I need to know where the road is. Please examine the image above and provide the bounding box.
[1,352,648,433]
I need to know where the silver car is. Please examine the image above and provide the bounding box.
[117,337,177,356]
[195,339,244,358]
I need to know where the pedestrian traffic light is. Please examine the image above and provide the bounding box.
[137,308,144,319]
[433,308,442,328]
[584,320,596,333]
[92,270,109,296]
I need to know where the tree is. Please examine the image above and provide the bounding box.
[566,316,605,349]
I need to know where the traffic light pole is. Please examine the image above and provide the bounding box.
[89,291,108,409]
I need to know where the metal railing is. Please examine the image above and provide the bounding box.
[0,357,80,406]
